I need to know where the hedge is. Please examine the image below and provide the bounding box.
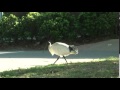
[0,12,118,44]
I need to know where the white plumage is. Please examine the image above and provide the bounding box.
[48,41,78,64]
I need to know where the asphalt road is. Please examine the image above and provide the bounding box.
[0,39,119,72]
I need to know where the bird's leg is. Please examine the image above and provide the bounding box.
[63,56,68,64]
[53,56,60,64]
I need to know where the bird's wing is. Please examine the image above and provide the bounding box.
[51,43,70,56]
[55,42,69,47]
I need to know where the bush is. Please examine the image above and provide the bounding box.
[36,12,76,42]
[0,14,19,43]
[3,12,28,18]
[76,12,118,41]
[0,12,118,45]
[19,12,40,41]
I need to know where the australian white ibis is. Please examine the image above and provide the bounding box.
[48,41,78,64]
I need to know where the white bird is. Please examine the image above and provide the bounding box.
[48,41,78,64]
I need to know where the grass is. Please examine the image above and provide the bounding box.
[0,57,119,78]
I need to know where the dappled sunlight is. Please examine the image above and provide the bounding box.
[0,56,118,72]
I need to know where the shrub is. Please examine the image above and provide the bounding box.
[0,12,118,45]
[0,14,19,43]
[76,12,118,40]
[19,12,40,41]
[36,12,76,42]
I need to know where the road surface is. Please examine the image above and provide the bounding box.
[0,39,119,72]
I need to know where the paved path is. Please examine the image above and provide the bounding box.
[0,39,119,72]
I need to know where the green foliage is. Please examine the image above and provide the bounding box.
[19,12,40,41]
[0,14,19,43]
[36,12,76,42]
[76,12,118,40]
[3,12,28,18]
[0,12,118,44]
